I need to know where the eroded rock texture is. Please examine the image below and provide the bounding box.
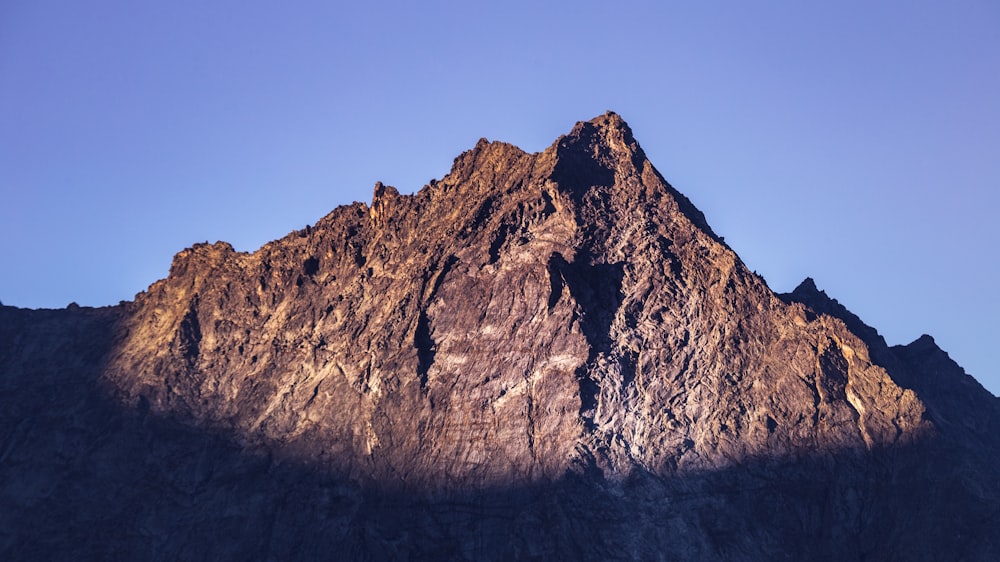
[2,113,998,560]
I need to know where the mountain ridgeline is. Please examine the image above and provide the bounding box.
[2,113,998,560]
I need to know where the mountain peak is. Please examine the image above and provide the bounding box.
[582,110,633,137]
[793,276,820,294]
[554,110,642,163]
[3,114,999,559]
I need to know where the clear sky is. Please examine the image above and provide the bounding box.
[1,1,997,395]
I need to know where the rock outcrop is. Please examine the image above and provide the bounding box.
[2,113,998,560]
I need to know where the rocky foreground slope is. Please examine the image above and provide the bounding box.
[2,113,998,560]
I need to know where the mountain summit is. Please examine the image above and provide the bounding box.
[2,113,998,560]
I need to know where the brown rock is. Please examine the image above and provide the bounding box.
[1,112,998,560]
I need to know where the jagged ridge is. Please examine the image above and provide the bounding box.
[2,112,998,560]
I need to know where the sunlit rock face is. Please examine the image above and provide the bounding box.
[3,113,999,560]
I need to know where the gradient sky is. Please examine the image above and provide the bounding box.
[1,1,997,394]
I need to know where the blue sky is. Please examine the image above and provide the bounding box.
[1,1,997,394]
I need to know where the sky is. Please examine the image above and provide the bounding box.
[1,1,997,395]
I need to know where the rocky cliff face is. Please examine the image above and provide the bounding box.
[2,113,998,560]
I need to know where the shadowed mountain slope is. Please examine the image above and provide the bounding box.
[2,113,998,560]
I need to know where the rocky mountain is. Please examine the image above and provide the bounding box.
[2,112,998,560]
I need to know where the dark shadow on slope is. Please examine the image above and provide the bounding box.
[550,122,617,200]
[548,253,630,426]
[415,255,456,389]
[1,306,998,561]
[549,253,624,351]
[414,310,434,388]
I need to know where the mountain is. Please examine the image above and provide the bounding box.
[2,112,998,560]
